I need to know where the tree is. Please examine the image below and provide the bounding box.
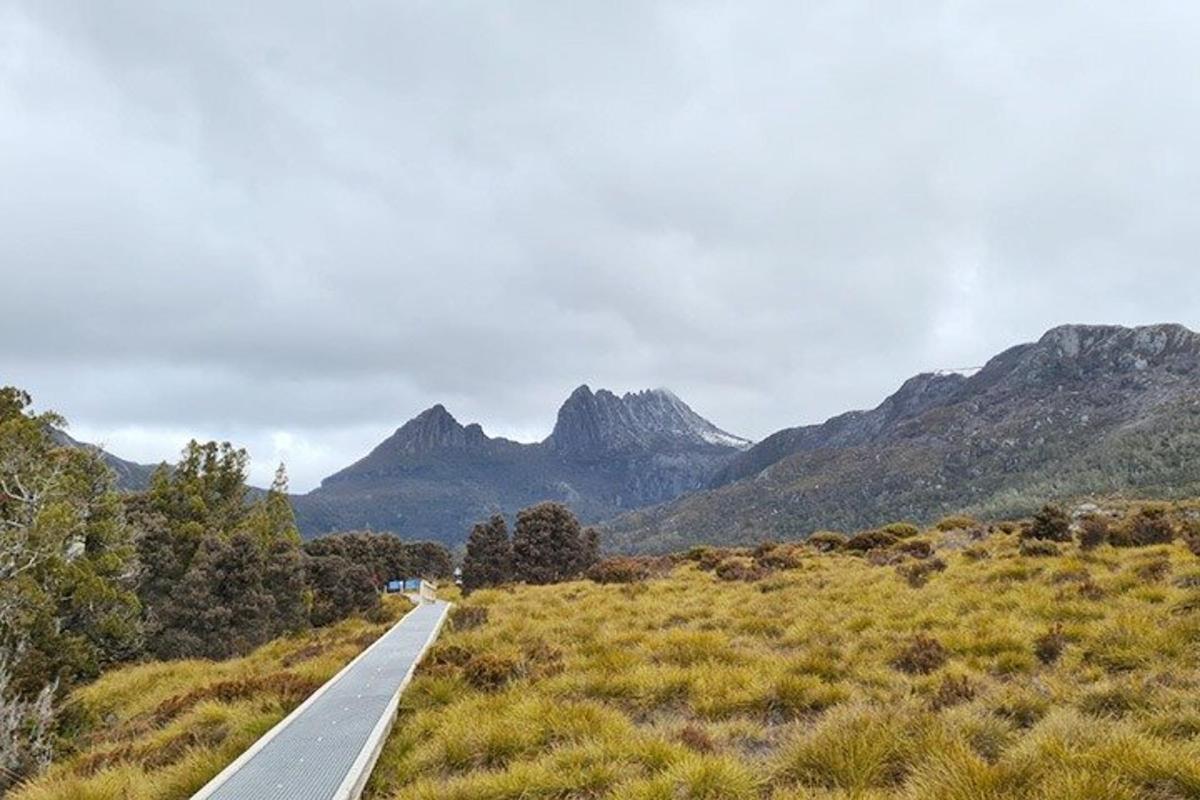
[511,502,593,584]
[461,515,512,594]
[305,554,378,627]
[403,541,453,580]
[0,387,140,787]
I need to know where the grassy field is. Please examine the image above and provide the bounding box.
[367,518,1200,799]
[14,510,1200,800]
[11,596,413,800]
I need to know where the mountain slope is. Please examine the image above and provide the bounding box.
[604,323,1200,553]
[51,429,159,490]
[291,386,749,542]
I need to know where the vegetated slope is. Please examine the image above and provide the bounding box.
[291,386,750,543]
[364,510,1200,799]
[50,429,158,490]
[606,323,1200,553]
[11,596,413,800]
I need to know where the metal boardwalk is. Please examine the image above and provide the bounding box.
[193,600,450,800]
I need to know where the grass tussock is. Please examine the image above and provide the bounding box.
[12,596,413,800]
[367,518,1200,800]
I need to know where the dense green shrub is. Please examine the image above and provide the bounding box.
[1124,509,1176,547]
[1078,515,1110,550]
[1025,504,1072,542]
[511,503,599,584]
[304,554,379,627]
[461,515,512,594]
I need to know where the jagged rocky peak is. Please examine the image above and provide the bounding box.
[381,403,490,455]
[549,384,750,454]
[1037,323,1200,366]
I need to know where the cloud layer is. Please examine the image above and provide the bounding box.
[3,1,1198,489]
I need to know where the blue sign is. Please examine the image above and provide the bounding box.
[386,580,403,593]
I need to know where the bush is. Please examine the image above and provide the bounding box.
[844,530,899,552]
[461,515,512,594]
[880,522,921,539]
[930,674,975,709]
[936,515,977,532]
[463,654,522,690]
[1186,531,1200,558]
[892,634,949,674]
[714,557,769,582]
[1025,504,1072,542]
[450,605,488,632]
[1078,515,1110,550]
[807,531,847,552]
[587,557,653,584]
[893,538,934,559]
[1121,509,1176,547]
[1019,539,1060,558]
[896,557,946,588]
[755,544,803,570]
[962,545,991,561]
[1035,624,1067,664]
[305,554,379,627]
[511,502,598,584]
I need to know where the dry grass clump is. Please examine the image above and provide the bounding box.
[12,596,414,800]
[587,555,675,584]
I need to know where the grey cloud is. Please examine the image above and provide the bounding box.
[2,1,1199,490]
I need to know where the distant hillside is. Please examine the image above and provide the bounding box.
[51,429,159,490]
[605,323,1200,553]
[290,386,750,543]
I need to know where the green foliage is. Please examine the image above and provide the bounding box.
[137,449,310,660]
[461,515,512,594]
[511,503,598,585]
[0,387,141,788]
[844,530,899,552]
[304,554,378,628]
[1025,504,1072,541]
[1077,514,1110,550]
[880,521,920,538]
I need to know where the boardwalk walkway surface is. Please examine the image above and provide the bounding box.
[193,599,450,800]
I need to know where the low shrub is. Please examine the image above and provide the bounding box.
[1024,504,1072,542]
[893,538,933,559]
[845,530,899,552]
[1019,539,1060,558]
[1113,508,1176,547]
[463,654,523,690]
[677,724,716,753]
[880,522,920,539]
[936,514,977,532]
[1077,514,1110,550]
[450,605,489,632]
[714,557,769,582]
[587,557,653,584]
[807,531,847,552]
[1187,531,1200,558]
[929,674,975,709]
[1034,624,1067,664]
[962,545,991,561]
[892,634,949,674]
[1133,558,1171,582]
[896,557,947,588]
[755,544,804,569]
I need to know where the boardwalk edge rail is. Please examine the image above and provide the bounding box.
[191,600,452,800]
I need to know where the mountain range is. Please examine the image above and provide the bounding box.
[287,386,751,542]
[603,323,1200,552]
[72,322,1200,551]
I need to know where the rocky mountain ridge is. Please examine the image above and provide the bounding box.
[604,323,1200,553]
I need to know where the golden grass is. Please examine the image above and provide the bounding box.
[12,596,413,800]
[368,530,1200,799]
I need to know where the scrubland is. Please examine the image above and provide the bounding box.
[11,596,413,800]
[370,511,1200,799]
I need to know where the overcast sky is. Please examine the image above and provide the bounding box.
[3,1,1198,491]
